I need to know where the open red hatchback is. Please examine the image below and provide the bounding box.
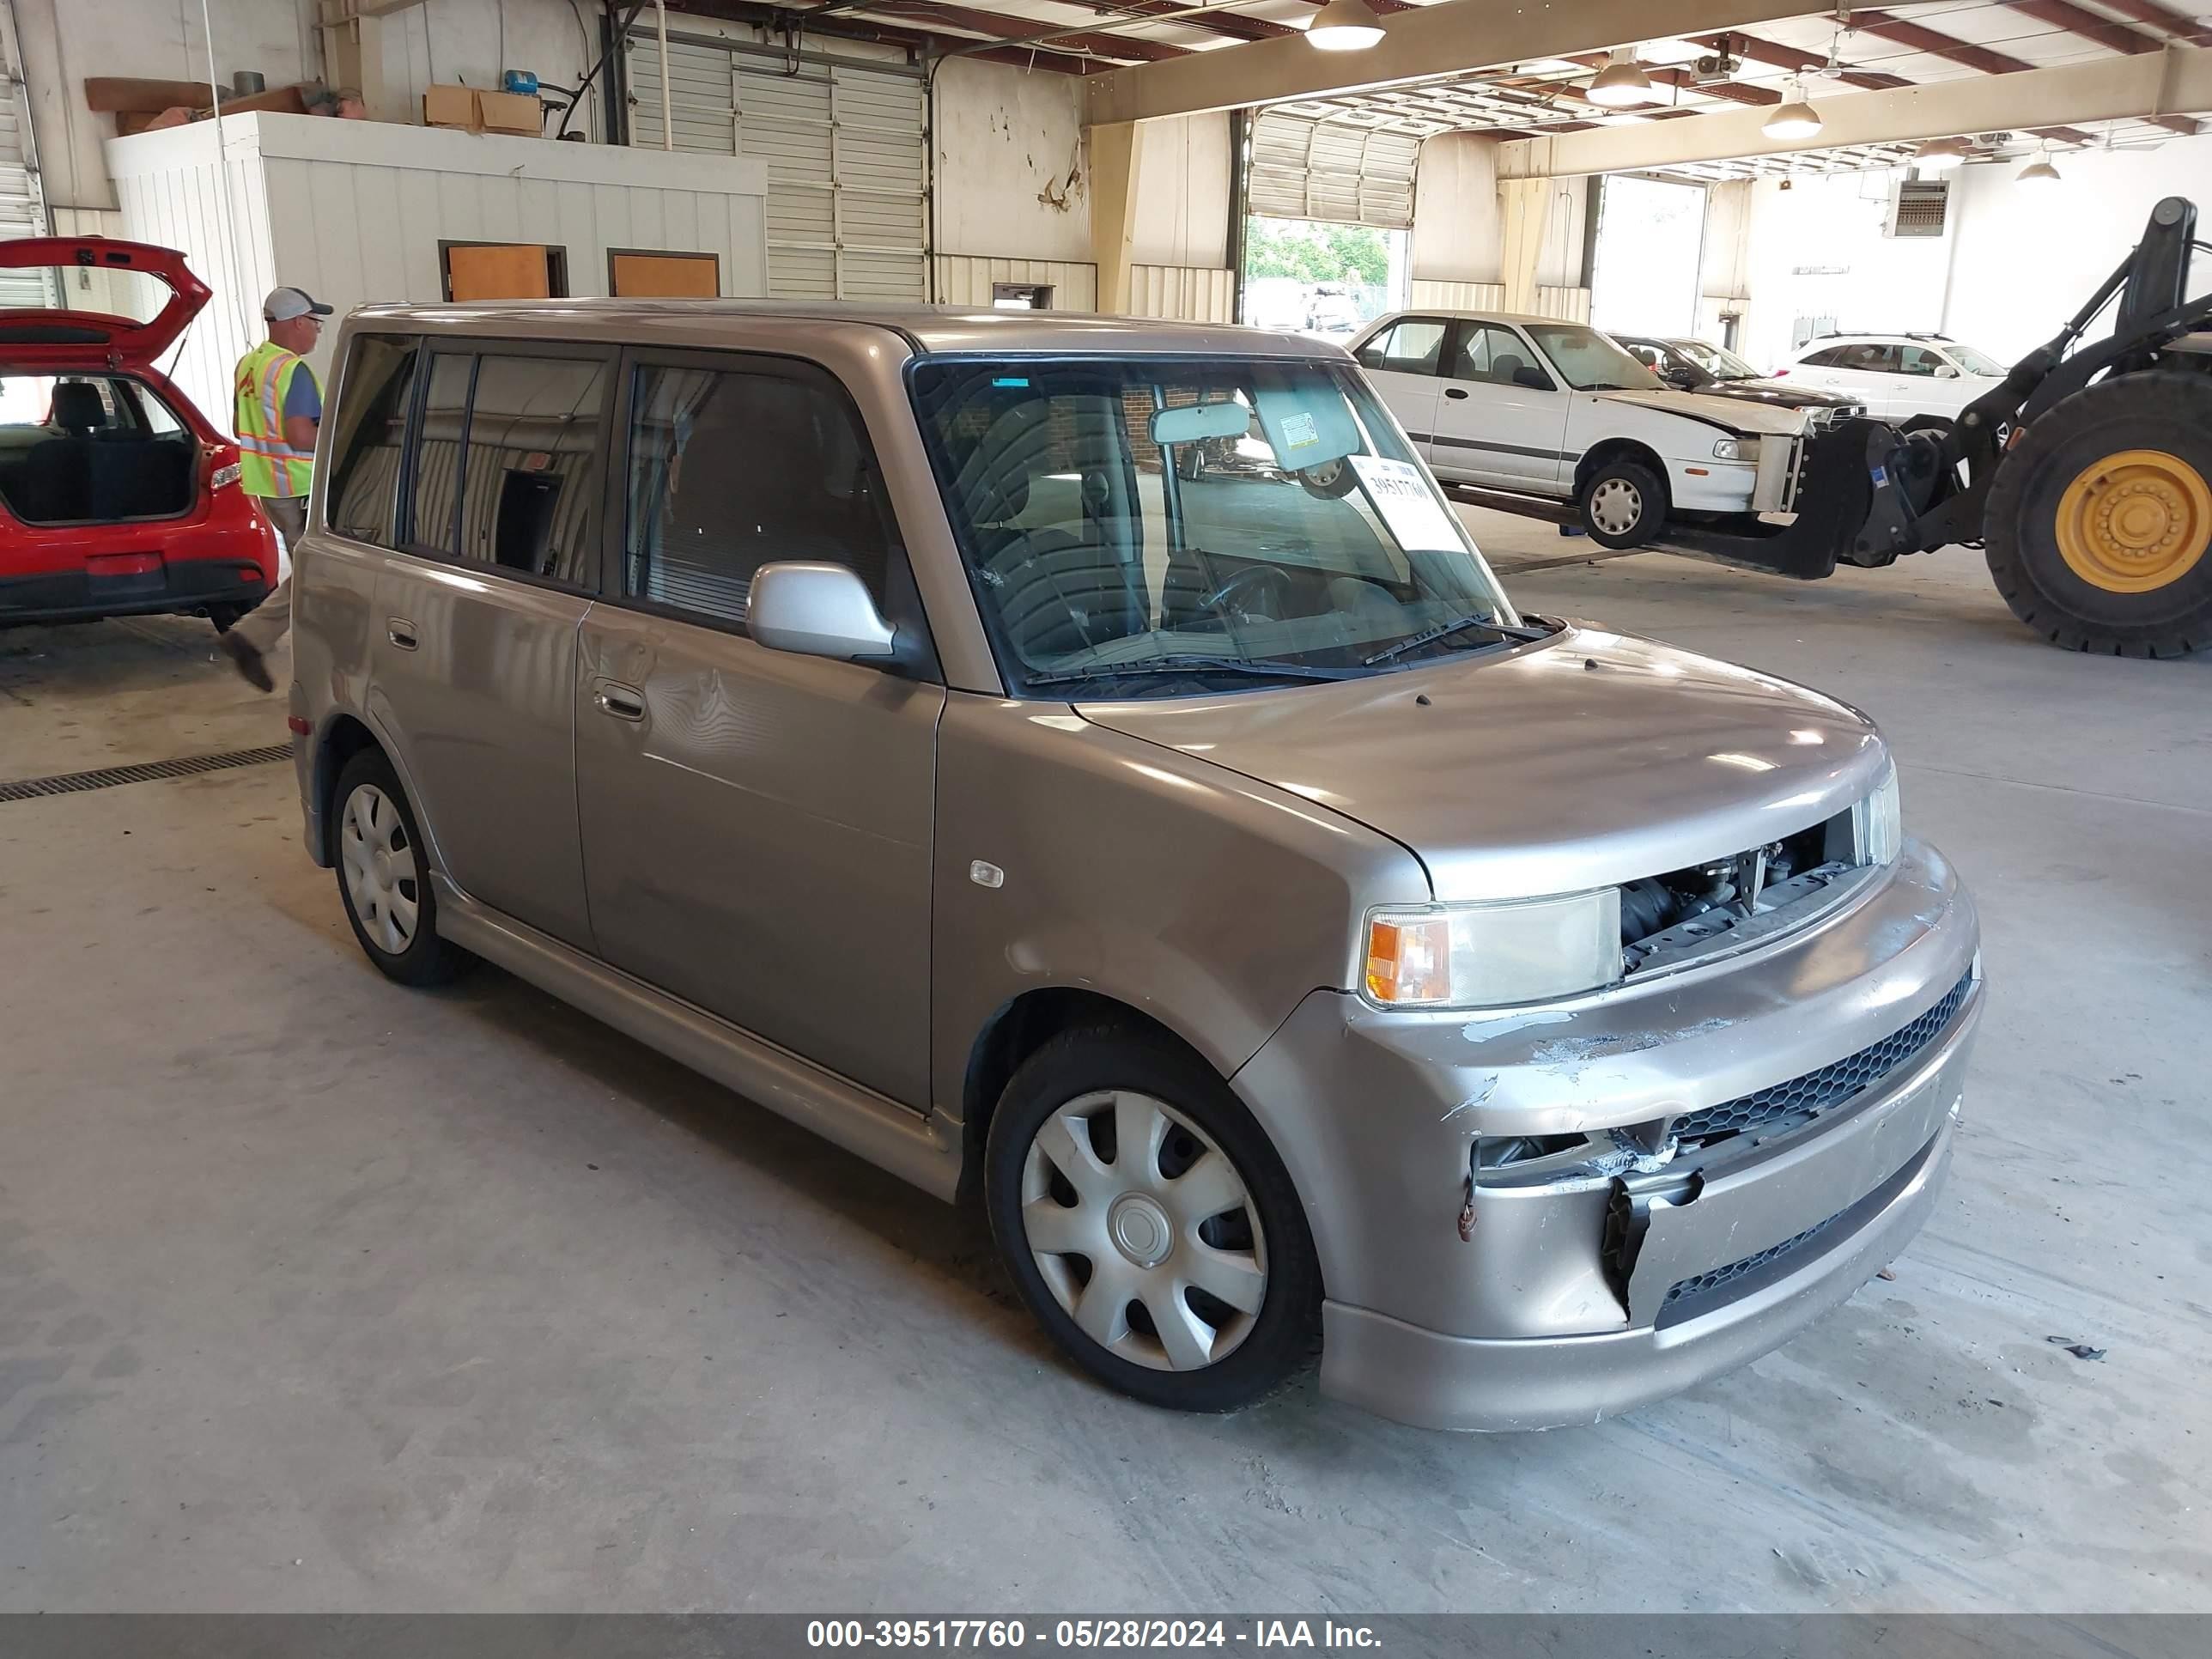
[0,237,276,631]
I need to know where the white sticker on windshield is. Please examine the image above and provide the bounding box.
[1279,410,1319,452]
[1349,455,1463,553]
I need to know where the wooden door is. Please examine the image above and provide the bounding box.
[445,244,555,301]
[610,252,720,298]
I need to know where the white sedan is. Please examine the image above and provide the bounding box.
[1349,309,1820,548]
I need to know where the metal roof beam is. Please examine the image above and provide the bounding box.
[1083,1,1828,125]
[1495,43,2212,173]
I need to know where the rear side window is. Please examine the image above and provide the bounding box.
[1799,346,1848,368]
[622,361,892,628]
[1355,319,1447,376]
[325,335,418,547]
[407,352,473,558]
[458,355,609,585]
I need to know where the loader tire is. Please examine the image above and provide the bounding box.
[1984,372,2212,658]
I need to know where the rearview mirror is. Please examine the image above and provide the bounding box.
[749,562,896,660]
[1152,401,1249,445]
[1513,365,1554,392]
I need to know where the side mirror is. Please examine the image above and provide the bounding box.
[1932,363,1960,379]
[1513,365,1553,392]
[748,561,896,660]
[1662,365,1704,389]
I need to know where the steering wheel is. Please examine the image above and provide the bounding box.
[1198,563,1293,621]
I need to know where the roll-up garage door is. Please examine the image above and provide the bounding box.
[626,28,927,301]
[0,48,54,309]
[1247,111,1418,229]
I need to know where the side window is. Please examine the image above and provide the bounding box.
[1478,325,1539,386]
[457,354,608,584]
[1898,344,1944,377]
[1355,319,1447,376]
[623,361,893,629]
[1622,343,1661,368]
[1798,346,1840,368]
[325,335,418,547]
[133,382,184,435]
[406,352,472,557]
[1849,343,1901,373]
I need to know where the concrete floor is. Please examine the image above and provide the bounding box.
[1,508,2207,1613]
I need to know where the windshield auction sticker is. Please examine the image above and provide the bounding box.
[1349,455,1463,553]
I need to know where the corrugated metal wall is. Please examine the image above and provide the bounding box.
[1408,280,1590,322]
[1125,265,1235,324]
[1248,112,1418,230]
[106,114,769,428]
[933,255,1096,311]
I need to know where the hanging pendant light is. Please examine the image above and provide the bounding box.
[2018,140,2062,184]
[1764,78,1824,141]
[1305,0,1387,52]
[1914,137,1971,170]
[1585,46,1654,107]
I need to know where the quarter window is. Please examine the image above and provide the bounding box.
[1898,344,1947,377]
[325,335,417,548]
[406,353,472,558]
[622,362,893,629]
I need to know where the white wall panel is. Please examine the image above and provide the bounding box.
[1410,278,1508,311]
[933,255,1097,312]
[1125,264,1234,324]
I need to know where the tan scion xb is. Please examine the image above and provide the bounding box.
[286,302,1982,1431]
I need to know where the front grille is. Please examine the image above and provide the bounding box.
[0,744,293,804]
[1662,1214,1840,1308]
[1672,971,1974,1144]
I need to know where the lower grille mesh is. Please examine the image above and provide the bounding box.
[1673,971,1975,1144]
[1663,1215,1841,1307]
[0,744,292,804]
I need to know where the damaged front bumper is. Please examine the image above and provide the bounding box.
[1232,836,1981,1431]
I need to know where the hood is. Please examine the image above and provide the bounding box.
[0,238,209,369]
[1076,626,1887,902]
[1696,377,1859,410]
[1595,386,1809,436]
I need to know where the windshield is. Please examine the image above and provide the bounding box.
[1527,325,1665,392]
[908,356,1527,698]
[1946,343,2007,377]
[1673,339,1760,380]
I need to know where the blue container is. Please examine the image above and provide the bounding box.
[501,70,539,97]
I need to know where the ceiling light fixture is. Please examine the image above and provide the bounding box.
[1764,79,1824,140]
[1914,136,1970,170]
[1305,0,1386,52]
[1585,46,1655,107]
[2018,140,2062,184]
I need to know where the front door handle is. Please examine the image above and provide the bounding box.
[594,680,647,721]
[386,618,418,650]
[1444,386,1470,400]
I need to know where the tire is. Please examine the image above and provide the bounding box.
[1578,455,1668,550]
[1296,456,1358,500]
[1984,372,2212,658]
[983,1026,1321,1413]
[331,749,467,987]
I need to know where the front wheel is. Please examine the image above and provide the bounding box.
[984,1028,1320,1413]
[1579,457,1668,549]
[1984,372,2212,657]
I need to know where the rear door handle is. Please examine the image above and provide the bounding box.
[594,679,647,721]
[1444,386,1470,400]
[386,618,418,650]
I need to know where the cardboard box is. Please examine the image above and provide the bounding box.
[422,82,477,130]
[476,88,542,136]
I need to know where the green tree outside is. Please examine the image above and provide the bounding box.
[1243,217,1389,287]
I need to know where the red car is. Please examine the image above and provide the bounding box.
[0,237,276,632]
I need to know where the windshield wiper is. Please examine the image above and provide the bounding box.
[1362,613,1550,668]
[1026,655,1348,689]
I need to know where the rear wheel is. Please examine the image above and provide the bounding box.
[333,749,467,987]
[1984,373,2212,657]
[1579,456,1668,550]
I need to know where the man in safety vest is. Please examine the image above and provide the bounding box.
[218,285,331,692]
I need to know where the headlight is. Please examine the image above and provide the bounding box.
[1363,890,1623,1009]
[1855,760,1902,866]
[211,461,242,490]
[1711,437,1758,461]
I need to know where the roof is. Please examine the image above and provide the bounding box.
[1378,307,1590,329]
[346,299,1348,360]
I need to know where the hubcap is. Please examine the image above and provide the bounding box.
[2054,448,2211,593]
[339,782,421,957]
[1019,1090,1267,1373]
[1589,477,1643,536]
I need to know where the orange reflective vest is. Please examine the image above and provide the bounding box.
[234,340,316,498]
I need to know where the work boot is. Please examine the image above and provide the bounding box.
[219,631,274,694]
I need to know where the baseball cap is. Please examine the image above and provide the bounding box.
[264,286,334,322]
